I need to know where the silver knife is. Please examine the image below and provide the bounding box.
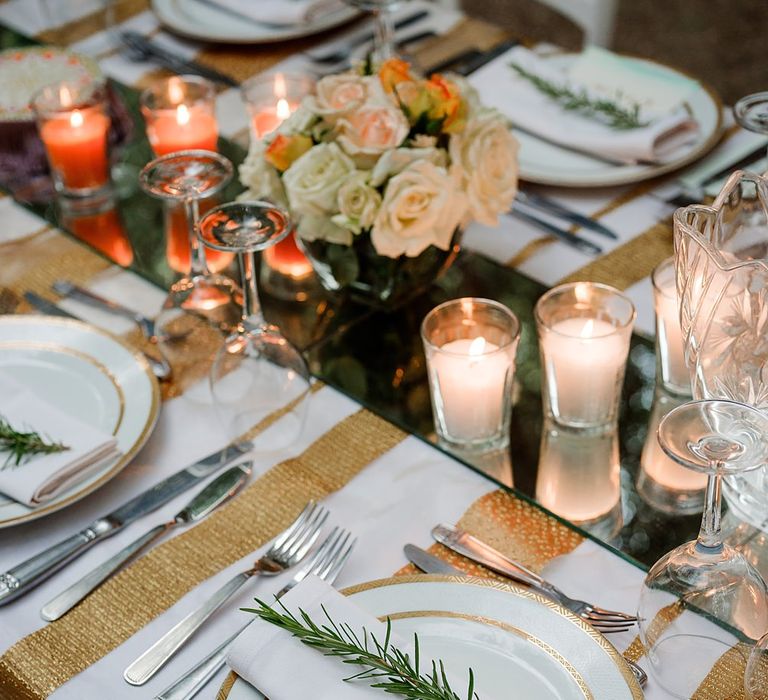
[41,463,252,621]
[516,191,618,240]
[0,442,252,605]
[403,544,464,576]
[23,292,171,381]
[509,207,603,255]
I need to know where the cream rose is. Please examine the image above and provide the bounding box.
[239,139,287,206]
[336,104,409,165]
[372,160,467,258]
[282,142,355,216]
[308,74,370,119]
[370,147,447,187]
[296,213,353,246]
[449,109,519,226]
[331,171,381,234]
[276,101,317,135]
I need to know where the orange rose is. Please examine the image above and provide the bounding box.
[264,134,313,172]
[378,58,414,94]
[425,74,467,133]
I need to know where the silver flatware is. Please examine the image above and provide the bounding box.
[119,31,238,88]
[124,502,329,686]
[510,207,603,256]
[405,542,647,689]
[432,524,636,633]
[41,463,252,622]
[516,191,618,240]
[0,441,252,606]
[427,39,519,77]
[156,526,355,700]
[24,291,172,381]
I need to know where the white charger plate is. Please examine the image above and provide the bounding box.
[223,575,642,700]
[152,0,361,44]
[0,316,159,527]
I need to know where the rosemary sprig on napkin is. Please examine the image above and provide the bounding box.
[248,598,478,700]
[0,415,69,468]
[509,62,648,130]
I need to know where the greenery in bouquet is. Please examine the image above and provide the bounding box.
[239,58,519,291]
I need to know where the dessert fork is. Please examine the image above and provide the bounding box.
[156,526,355,700]
[432,523,637,633]
[124,502,328,685]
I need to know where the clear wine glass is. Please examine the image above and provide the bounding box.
[198,201,311,447]
[344,0,405,62]
[733,92,768,163]
[746,632,768,699]
[637,399,768,699]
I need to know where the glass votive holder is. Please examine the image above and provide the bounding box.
[652,257,691,396]
[242,72,314,141]
[421,298,520,452]
[535,282,635,429]
[32,80,111,199]
[140,75,218,156]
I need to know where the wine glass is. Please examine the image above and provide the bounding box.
[637,399,768,699]
[733,92,768,163]
[198,201,311,447]
[746,632,768,699]
[344,0,405,62]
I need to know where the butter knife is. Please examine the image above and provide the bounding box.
[403,544,464,576]
[0,441,252,605]
[41,463,252,621]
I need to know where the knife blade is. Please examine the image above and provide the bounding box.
[426,39,519,77]
[510,207,603,255]
[403,544,463,576]
[516,191,618,240]
[0,441,252,605]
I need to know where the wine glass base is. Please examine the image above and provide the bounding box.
[636,468,705,516]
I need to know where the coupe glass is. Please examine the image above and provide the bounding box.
[746,632,768,699]
[198,201,311,446]
[139,151,241,369]
[637,399,768,698]
[344,0,404,61]
[733,92,768,162]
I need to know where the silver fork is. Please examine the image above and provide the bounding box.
[432,524,637,633]
[155,527,355,700]
[124,502,329,686]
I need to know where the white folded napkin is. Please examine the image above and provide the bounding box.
[0,373,119,506]
[227,575,387,699]
[470,45,701,164]
[205,0,343,27]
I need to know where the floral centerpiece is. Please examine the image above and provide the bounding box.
[240,58,519,306]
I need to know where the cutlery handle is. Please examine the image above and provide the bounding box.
[41,523,169,621]
[0,519,120,605]
[124,571,253,686]
[510,207,603,255]
[53,281,142,322]
[155,621,250,700]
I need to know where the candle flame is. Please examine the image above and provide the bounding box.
[176,104,191,126]
[59,85,73,109]
[579,319,595,338]
[574,282,591,303]
[168,77,185,104]
[276,97,291,120]
[469,336,487,357]
[274,73,286,98]
[70,110,84,128]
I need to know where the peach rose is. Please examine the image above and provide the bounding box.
[425,74,467,133]
[309,74,369,119]
[378,58,414,94]
[336,104,410,165]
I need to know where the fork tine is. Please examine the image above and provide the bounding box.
[310,529,345,576]
[590,623,634,634]
[281,508,328,562]
[271,502,316,552]
[314,531,349,578]
[277,506,328,559]
[317,533,352,579]
[302,526,338,572]
[588,607,638,622]
[584,617,636,630]
[320,536,356,584]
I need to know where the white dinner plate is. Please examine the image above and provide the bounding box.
[223,575,642,700]
[152,0,361,45]
[500,54,723,188]
[0,315,159,527]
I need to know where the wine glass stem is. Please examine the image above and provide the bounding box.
[372,6,395,61]
[184,197,208,277]
[236,250,264,327]
[697,472,723,552]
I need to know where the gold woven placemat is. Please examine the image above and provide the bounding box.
[0,407,405,699]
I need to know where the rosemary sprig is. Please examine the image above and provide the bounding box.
[509,62,648,130]
[247,598,478,700]
[0,415,69,469]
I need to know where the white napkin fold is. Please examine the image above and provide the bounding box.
[470,45,701,164]
[205,0,343,27]
[227,575,396,699]
[0,373,119,506]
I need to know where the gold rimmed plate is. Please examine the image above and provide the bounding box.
[221,575,643,700]
[0,315,159,527]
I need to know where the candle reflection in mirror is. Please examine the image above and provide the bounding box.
[164,199,233,274]
[536,420,623,539]
[60,195,133,267]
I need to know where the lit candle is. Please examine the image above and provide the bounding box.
[252,93,294,140]
[536,283,635,428]
[165,201,232,274]
[141,76,218,157]
[263,231,313,279]
[63,200,133,267]
[242,72,314,141]
[652,257,690,395]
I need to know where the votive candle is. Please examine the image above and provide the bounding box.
[242,72,314,140]
[652,257,691,395]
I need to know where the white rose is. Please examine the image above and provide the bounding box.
[450,110,519,226]
[296,213,353,246]
[308,73,369,119]
[372,160,467,258]
[276,101,317,135]
[331,171,381,234]
[370,147,447,187]
[336,104,409,166]
[282,142,355,216]
[238,139,287,206]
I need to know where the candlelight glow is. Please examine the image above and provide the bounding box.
[276,97,291,120]
[274,73,286,98]
[168,77,185,104]
[574,282,591,303]
[70,110,84,128]
[469,336,487,356]
[579,319,595,338]
[176,104,190,126]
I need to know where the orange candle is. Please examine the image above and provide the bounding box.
[40,108,110,190]
[251,97,295,140]
[147,104,218,156]
[165,200,232,274]
[64,204,134,267]
[263,231,312,279]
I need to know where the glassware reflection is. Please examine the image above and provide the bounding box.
[535,420,622,538]
[59,194,133,267]
[164,199,232,275]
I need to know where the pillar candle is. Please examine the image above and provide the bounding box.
[147,103,218,156]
